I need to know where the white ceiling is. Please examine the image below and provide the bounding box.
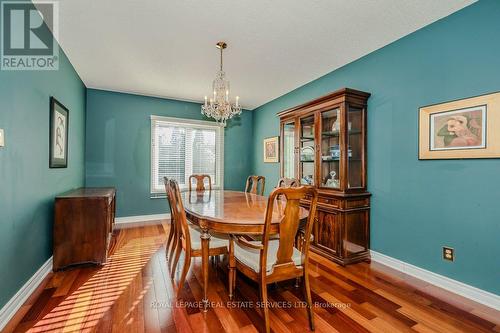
[51,0,475,109]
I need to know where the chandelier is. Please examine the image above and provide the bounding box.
[201,42,242,126]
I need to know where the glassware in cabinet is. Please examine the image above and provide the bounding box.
[299,115,315,185]
[320,108,341,189]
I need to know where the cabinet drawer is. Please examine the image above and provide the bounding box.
[346,198,370,209]
[303,195,340,208]
[318,197,330,204]
[320,197,341,208]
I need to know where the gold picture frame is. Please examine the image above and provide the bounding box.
[419,92,500,159]
[263,136,279,163]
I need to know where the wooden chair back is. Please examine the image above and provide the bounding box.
[245,175,265,196]
[164,177,173,218]
[276,177,299,188]
[276,178,299,201]
[188,174,212,192]
[262,186,317,278]
[164,177,175,243]
[164,178,192,252]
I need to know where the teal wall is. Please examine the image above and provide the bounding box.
[85,89,253,217]
[0,6,86,308]
[252,0,500,294]
[1,0,498,314]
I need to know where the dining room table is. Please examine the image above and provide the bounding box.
[180,189,309,311]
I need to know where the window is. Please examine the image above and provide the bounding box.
[150,116,224,194]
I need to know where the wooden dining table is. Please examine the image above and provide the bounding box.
[181,189,308,311]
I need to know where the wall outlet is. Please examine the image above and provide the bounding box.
[0,129,4,147]
[443,246,454,261]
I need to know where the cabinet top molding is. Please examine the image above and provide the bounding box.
[277,88,370,118]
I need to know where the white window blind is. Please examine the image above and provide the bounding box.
[151,116,224,194]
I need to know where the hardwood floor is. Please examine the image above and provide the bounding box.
[5,222,499,333]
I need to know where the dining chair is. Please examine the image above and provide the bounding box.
[275,177,305,250]
[245,175,265,196]
[164,178,228,296]
[228,186,318,333]
[165,179,177,262]
[166,176,209,264]
[276,177,299,188]
[248,178,298,244]
[165,178,195,272]
[165,178,214,273]
[189,174,212,191]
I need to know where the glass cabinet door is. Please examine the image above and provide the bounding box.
[282,121,296,179]
[299,115,315,185]
[347,106,364,188]
[319,108,341,189]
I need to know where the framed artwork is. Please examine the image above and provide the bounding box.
[419,92,500,159]
[263,136,279,163]
[49,97,69,168]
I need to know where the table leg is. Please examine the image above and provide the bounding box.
[200,229,211,312]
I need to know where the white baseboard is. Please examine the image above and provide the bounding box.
[0,256,53,331]
[370,250,500,311]
[115,213,170,225]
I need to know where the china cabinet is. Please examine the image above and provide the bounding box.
[278,88,371,265]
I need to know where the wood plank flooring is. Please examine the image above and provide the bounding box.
[5,222,499,333]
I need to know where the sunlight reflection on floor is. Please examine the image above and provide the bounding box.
[27,236,164,333]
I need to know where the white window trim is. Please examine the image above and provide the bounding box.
[150,115,224,195]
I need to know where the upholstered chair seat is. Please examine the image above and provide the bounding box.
[233,239,302,272]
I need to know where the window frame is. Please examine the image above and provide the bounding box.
[150,115,224,195]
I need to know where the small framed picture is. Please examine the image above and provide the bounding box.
[263,136,279,163]
[49,97,69,168]
[419,92,500,159]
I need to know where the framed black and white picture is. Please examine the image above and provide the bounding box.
[49,97,69,168]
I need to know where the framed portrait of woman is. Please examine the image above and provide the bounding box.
[419,92,500,159]
[49,97,69,168]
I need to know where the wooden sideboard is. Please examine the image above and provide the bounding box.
[278,88,371,265]
[53,187,116,271]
